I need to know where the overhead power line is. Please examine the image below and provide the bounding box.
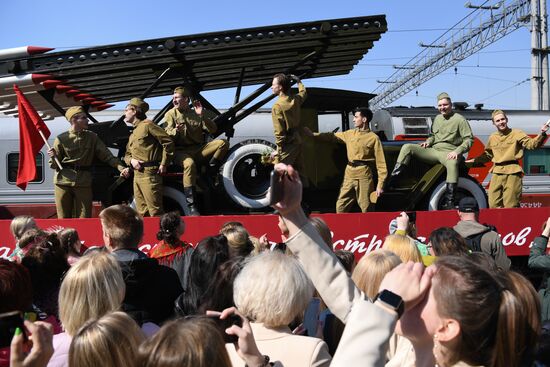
[370,0,531,109]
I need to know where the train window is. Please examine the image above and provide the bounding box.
[524,148,549,175]
[7,152,44,184]
[402,117,430,135]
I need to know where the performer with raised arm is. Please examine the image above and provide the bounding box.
[467,110,549,208]
[164,87,228,216]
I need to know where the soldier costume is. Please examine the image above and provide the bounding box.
[390,92,473,208]
[125,98,174,217]
[49,106,127,218]
[311,108,387,213]
[472,109,548,208]
[271,74,307,169]
[164,87,228,215]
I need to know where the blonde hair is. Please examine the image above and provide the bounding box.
[58,251,125,335]
[137,317,232,367]
[233,251,313,327]
[69,311,144,367]
[352,250,402,299]
[220,225,253,258]
[383,234,422,263]
[10,215,37,241]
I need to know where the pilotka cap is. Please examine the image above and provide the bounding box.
[491,109,507,120]
[65,106,85,122]
[437,92,450,101]
[129,97,149,113]
[173,86,191,97]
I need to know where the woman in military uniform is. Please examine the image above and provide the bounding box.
[48,106,129,218]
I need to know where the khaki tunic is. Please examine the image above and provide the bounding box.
[316,128,387,213]
[50,129,125,218]
[397,112,473,183]
[124,119,175,216]
[164,107,228,187]
[272,82,307,167]
[474,128,546,208]
[164,107,217,146]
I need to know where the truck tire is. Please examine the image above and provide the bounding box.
[222,140,275,209]
[428,177,488,211]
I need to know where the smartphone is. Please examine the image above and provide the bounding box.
[303,298,321,337]
[0,311,26,348]
[405,211,417,223]
[268,170,285,205]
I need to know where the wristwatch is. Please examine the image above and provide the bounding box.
[373,289,405,319]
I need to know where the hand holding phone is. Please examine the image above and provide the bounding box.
[0,311,25,348]
[268,170,285,205]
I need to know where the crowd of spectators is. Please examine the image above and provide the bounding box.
[0,163,549,367]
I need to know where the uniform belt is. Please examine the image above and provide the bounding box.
[347,161,369,167]
[140,161,160,167]
[495,160,519,166]
[64,164,91,171]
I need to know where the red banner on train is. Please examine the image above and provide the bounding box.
[0,207,548,259]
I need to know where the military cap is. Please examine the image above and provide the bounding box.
[491,109,507,120]
[129,97,149,113]
[173,86,191,97]
[65,106,85,122]
[437,92,451,101]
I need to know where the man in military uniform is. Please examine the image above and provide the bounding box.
[467,109,549,208]
[124,98,174,217]
[270,73,307,169]
[305,108,387,213]
[164,87,228,216]
[47,106,130,218]
[389,92,473,209]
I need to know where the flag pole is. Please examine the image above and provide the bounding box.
[37,129,63,170]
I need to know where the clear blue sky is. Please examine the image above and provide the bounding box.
[1,0,544,111]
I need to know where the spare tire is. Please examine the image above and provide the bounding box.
[428,177,488,211]
[222,140,275,209]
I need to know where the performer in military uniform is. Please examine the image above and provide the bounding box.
[270,73,307,169]
[48,106,130,218]
[389,92,473,209]
[468,109,549,208]
[124,98,174,217]
[305,108,387,213]
[164,87,228,216]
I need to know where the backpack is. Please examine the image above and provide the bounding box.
[464,224,497,253]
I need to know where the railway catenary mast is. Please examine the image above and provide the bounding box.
[370,0,549,110]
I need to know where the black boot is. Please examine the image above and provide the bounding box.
[208,157,222,186]
[183,187,200,216]
[387,162,407,188]
[442,183,457,210]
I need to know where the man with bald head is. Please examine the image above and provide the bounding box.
[467,109,549,208]
[389,92,473,209]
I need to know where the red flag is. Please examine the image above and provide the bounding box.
[13,84,51,190]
